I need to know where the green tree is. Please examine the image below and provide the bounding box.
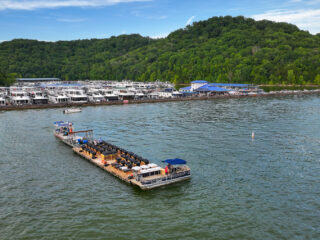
[287,70,296,85]
[314,74,320,85]
[0,16,319,85]
[0,71,17,86]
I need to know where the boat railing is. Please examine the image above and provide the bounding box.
[68,129,93,141]
[140,170,190,185]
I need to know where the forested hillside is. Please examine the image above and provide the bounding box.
[1,16,320,85]
[0,34,153,84]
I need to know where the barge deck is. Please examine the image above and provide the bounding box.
[53,121,191,190]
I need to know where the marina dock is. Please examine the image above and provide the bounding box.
[2,89,320,111]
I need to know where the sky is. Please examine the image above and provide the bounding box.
[1,0,320,42]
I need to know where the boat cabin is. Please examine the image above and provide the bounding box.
[9,91,31,105]
[65,89,88,103]
[0,98,5,105]
[29,91,49,104]
[134,166,162,181]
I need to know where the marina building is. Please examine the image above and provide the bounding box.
[180,80,262,96]
[191,80,208,91]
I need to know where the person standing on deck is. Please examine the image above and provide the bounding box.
[165,165,168,175]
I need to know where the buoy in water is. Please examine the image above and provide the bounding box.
[252,131,255,139]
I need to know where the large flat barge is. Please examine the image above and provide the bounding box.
[53,121,191,190]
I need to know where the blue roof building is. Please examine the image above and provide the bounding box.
[179,86,192,92]
[190,80,209,91]
[195,84,230,92]
[208,83,251,88]
[191,80,208,84]
[179,80,259,95]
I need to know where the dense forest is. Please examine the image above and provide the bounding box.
[1,16,320,86]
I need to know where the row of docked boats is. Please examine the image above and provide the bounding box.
[53,121,191,190]
[1,89,48,105]
[0,80,182,106]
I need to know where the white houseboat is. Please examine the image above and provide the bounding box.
[87,89,105,102]
[158,88,183,98]
[48,91,70,104]
[9,90,31,105]
[114,89,135,100]
[64,89,88,103]
[29,90,49,104]
[100,89,119,101]
[0,94,6,105]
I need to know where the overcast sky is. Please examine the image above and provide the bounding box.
[1,0,320,42]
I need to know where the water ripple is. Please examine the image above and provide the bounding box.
[0,95,320,240]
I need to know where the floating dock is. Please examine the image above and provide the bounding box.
[53,121,191,190]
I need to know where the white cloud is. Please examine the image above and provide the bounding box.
[131,9,166,20]
[290,0,320,4]
[57,18,87,22]
[306,0,320,4]
[252,9,320,34]
[156,15,167,20]
[151,32,168,39]
[145,15,167,20]
[185,16,195,26]
[0,0,150,11]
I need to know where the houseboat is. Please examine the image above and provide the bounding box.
[87,89,105,102]
[64,89,88,103]
[114,89,135,100]
[9,90,31,105]
[29,90,49,104]
[0,94,6,106]
[48,91,70,104]
[100,89,119,101]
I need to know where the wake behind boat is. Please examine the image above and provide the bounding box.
[53,121,191,190]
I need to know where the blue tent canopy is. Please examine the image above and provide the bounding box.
[54,121,64,124]
[180,86,191,91]
[54,121,72,127]
[196,84,230,92]
[191,80,208,84]
[162,158,187,165]
[208,83,251,88]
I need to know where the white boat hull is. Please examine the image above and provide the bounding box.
[63,108,82,114]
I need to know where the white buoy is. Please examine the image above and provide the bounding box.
[252,131,255,139]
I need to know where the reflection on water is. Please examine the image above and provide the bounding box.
[1,94,320,240]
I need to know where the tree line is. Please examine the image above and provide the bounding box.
[1,16,320,86]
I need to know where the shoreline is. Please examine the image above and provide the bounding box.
[1,90,320,111]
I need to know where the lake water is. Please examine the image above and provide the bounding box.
[1,95,319,240]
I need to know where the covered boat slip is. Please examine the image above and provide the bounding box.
[53,121,191,190]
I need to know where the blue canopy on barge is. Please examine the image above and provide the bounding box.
[162,158,187,165]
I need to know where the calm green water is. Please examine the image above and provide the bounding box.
[1,95,319,240]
